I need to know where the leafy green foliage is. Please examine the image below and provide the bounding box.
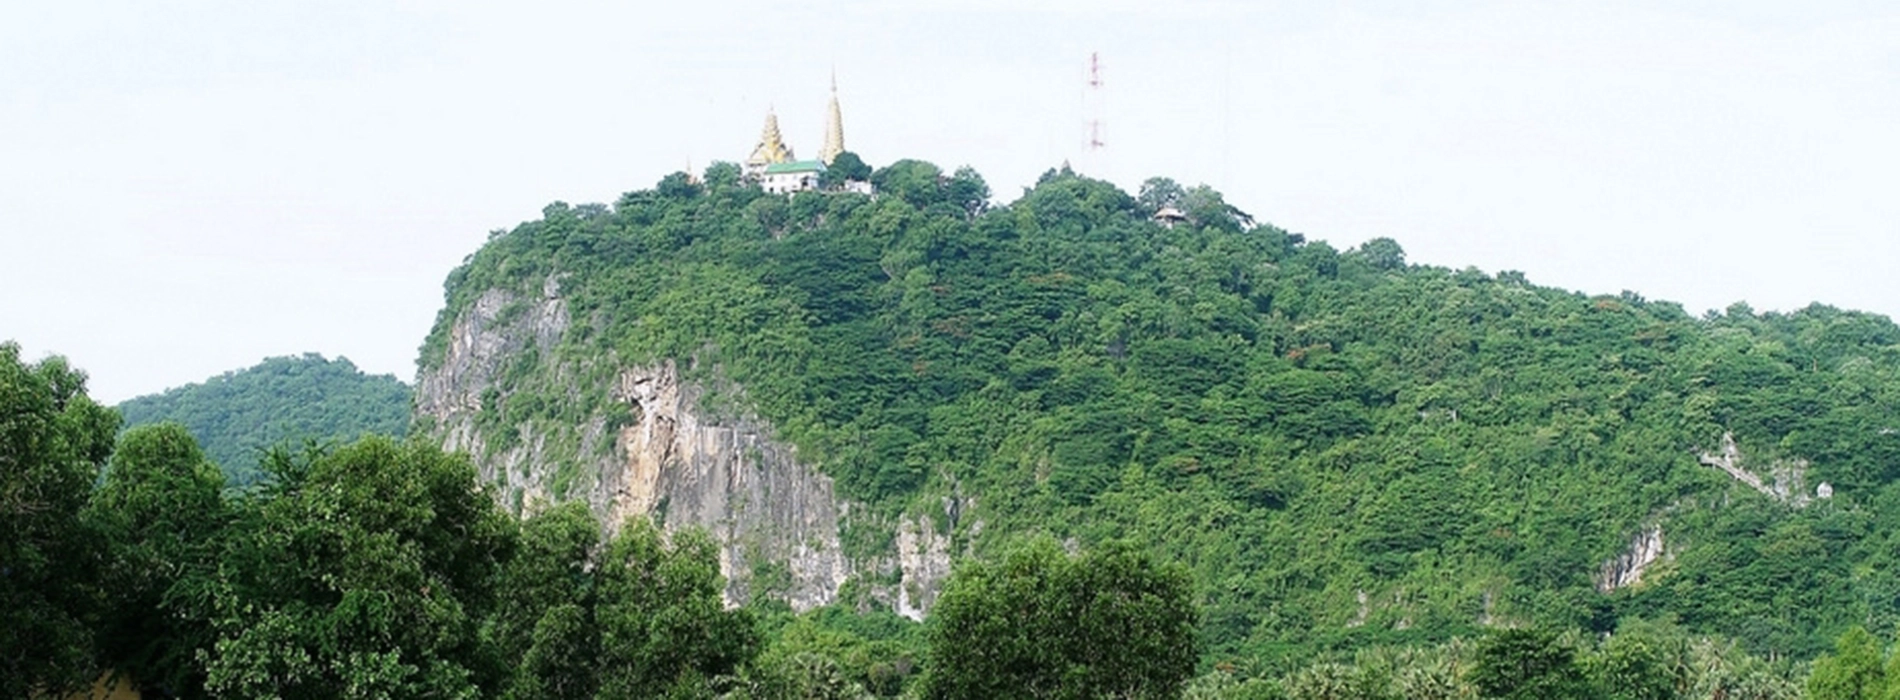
[201,437,513,699]
[1808,626,1889,700]
[1470,628,1593,699]
[488,501,600,699]
[923,538,1197,699]
[86,423,228,698]
[117,353,411,484]
[0,341,118,698]
[747,604,925,698]
[482,503,763,700]
[421,160,1900,667]
[826,151,872,183]
[594,520,760,699]
[4,337,770,698]
[1193,622,1802,700]
[1585,627,1684,700]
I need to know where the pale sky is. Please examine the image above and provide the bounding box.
[3,0,1896,403]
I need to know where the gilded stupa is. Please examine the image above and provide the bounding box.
[819,74,845,166]
[743,77,864,194]
[744,109,796,176]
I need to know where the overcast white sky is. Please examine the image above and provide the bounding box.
[3,0,1896,403]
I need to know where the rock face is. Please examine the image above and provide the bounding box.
[1596,524,1666,592]
[602,363,850,610]
[416,278,576,512]
[415,277,953,614]
[895,510,955,619]
[1698,432,1828,507]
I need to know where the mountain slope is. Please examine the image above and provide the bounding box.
[416,161,1900,662]
[119,353,412,483]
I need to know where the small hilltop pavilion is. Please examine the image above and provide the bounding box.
[743,77,864,194]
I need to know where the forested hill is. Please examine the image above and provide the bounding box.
[420,158,1900,664]
[118,353,411,482]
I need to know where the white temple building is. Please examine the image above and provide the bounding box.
[743,77,864,195]
[759,160,826,194]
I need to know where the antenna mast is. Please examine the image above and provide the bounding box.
[1084,52,1106,159]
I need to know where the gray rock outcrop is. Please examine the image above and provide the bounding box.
[415,276,953,613]
[1698,432,1826,507]
[1596,524,1666,592]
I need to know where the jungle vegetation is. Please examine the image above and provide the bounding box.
[1,340,1191,698]
[116,353,411,484]
[420,155,1900,672]
[10,150,1900,697]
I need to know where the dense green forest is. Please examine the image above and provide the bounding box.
[1,341,1197,698]
[16,341,1900,700]
[12,155,1900,697]
[117,353,411,483]
[422,157,1900,671]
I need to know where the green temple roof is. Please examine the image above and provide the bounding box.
[762,160,827,174]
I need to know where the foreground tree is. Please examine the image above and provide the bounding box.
[201,437,514,699]
[1807,626,1887,700]
[1687,637,1801,700]
[1586,629,1681,700]
[485,504,760,699]
[86,423,229,698]
[1281,661,1379,700]
[924,538,1197,700]
[594,519,759,699]
[726,651,875,700]
[1470,628,1593,700]
[487,501,601,699]
[0,342,118,697]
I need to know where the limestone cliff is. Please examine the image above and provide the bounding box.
[1698,432,1833,508]
[414,276,952,614]
[1596,524,1667,592]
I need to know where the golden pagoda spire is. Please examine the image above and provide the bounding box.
[820,72,844,166]
[747,108,794,170]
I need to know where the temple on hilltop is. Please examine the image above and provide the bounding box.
[743,76,867,195]
[743,110,797,176]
